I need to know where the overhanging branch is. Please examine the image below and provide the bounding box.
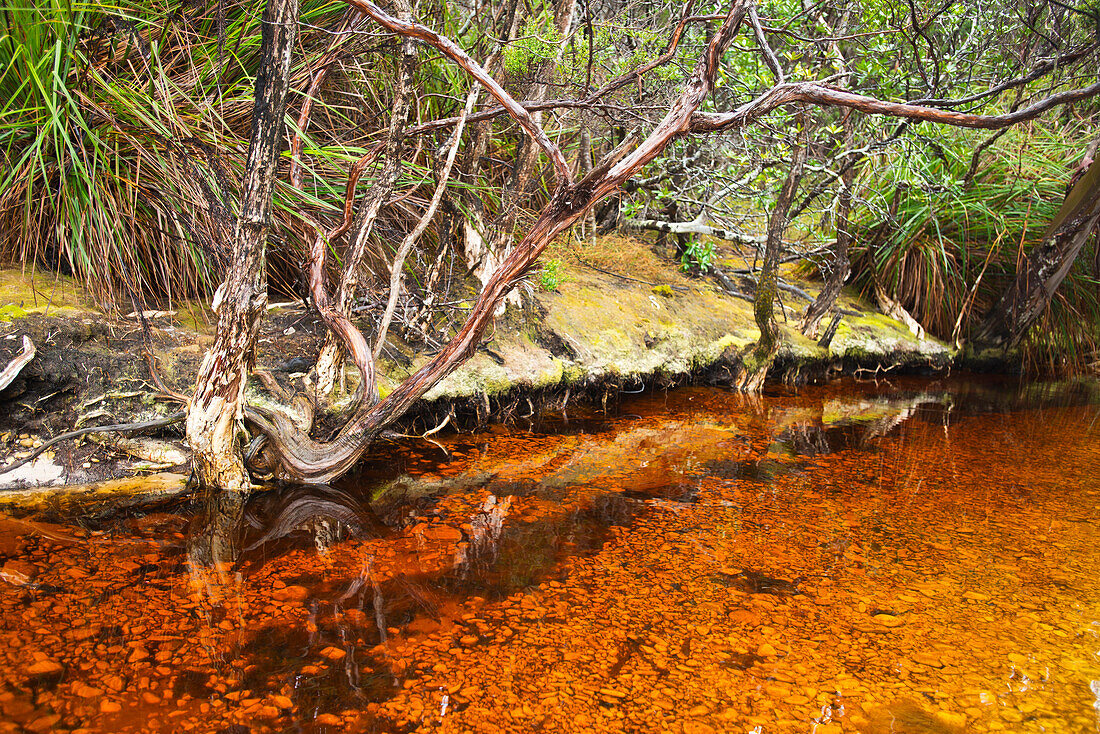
[344,0,573,184]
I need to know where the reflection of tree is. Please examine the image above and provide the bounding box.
[241,484,381,557]
[187,490,247,569]
[187,484,381,571]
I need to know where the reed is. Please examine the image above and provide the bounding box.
[848,122,1099,369]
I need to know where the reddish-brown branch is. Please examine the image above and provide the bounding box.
[343,0,572,184]
[403,9,728,138]
[690,80,1100,133]
[249,0,754,483]
[290,11,365,190]
[305,149,382,399]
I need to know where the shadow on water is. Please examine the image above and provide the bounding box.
[181,475,646,727]
[172,382,975,725]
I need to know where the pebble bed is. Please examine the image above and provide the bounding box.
[0,380,1098,733]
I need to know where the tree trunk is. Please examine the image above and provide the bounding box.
[186,0,298,494]
[801,116,855,336]
[973,150,1100,347]
[798,7,853,336]
[737,124,806,390]
[248,0,756,483]
[314,0,418,396]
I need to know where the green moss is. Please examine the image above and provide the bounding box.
[0,267,91,315]
[0,304,28,321]
[651,284,674,298]
[531,358,566,388]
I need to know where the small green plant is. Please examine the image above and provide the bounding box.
[680,240,716,274]
[537,258,567,291]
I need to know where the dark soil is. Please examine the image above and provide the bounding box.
[0,305,329,485]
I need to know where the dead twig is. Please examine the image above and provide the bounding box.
[0,412,186,482]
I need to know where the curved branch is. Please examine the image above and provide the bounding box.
[306,151,381,400]
[689,80,1100,133]
[373,88,476,358]
[747,4,783,84]
[911,42,1099,108]
[344,0,572,185]
[249,0,756,484]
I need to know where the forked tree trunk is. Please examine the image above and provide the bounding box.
[186,0,299,494]
[974,151,1100,347]
[245,0,756,484]
[188,0,1100,493]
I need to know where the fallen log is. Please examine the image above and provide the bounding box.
[0,336,35,392]
[624,217,766,246]
[0,472,190,518]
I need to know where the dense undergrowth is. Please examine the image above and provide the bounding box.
[1,0,1098,373]
[846,123,1100,370]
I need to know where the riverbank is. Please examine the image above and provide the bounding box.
[0,240,959,492]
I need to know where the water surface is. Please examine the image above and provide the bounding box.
[1,377,1099,733]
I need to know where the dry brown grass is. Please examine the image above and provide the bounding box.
[545,231,689,285]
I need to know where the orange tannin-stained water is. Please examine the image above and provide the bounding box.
[1,377,1100,733]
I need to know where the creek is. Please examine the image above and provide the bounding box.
[1,376,1099,733]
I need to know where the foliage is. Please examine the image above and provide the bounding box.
[680,239,715,274]
[0,0,450,306]
[1,0,1098,375]
[847,122,1099,364]
[537,257,567,291]
[503,9,561,78]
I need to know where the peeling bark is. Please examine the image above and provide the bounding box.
[314,0,418,397]
[0,336,35,393]
[186,0,298,494]
[247,0,756,483]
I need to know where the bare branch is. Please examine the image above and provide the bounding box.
[402,7,729,138]
[373,88,476,359]
[911,42,1100,108]
[625,217,765,246]
[690,80,1100,133]
[344,0,573,184]
[748,4,783,84]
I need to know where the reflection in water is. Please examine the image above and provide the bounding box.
[239,484,384,559]
[454,494,513,574]
[0,377,1099,732]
